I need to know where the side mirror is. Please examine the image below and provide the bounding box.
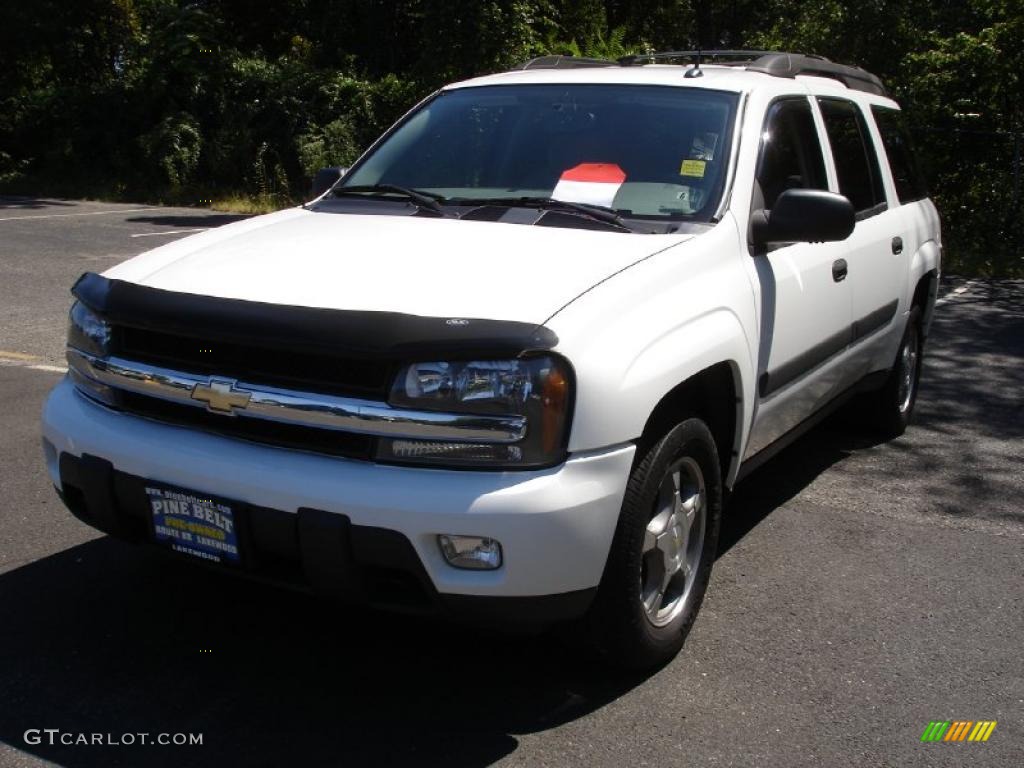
[311,166,348,199]
[750,189,855,248]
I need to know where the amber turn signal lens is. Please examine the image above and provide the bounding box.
[540,366,569,453]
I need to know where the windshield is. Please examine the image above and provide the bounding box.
[340,84,739,222]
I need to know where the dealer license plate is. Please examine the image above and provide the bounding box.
[147,484,241,564]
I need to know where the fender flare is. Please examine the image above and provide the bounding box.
[617,308,754,486]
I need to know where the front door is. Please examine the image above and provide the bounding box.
[744,96,855,458]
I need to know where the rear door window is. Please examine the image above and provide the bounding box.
[817,98,887,217]
[871,106,928,203]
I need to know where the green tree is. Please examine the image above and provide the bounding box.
[0,0,1019,273]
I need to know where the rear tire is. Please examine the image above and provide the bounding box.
[586,418,722,670]
[866,306,923,439]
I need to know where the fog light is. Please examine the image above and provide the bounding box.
[438,535,503,570]
[377,439,523,466]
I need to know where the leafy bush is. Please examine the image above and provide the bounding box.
[139,112,202,187]
[297,118,361,178]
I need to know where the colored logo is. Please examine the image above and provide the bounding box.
[921,721,997,742]
[190,378,252,415]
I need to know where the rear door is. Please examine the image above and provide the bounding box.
[870,103,936,326]
[816,97,908,379]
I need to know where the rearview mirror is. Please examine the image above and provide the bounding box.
[750,189,855,248]
[311,166,348,199]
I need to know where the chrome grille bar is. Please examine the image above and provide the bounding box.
[66,349,527,444]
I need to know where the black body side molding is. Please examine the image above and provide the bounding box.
[759,327,852,398]
[759,300,899,398]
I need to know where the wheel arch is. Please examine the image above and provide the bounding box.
[911,267,939,337]
[909,236,940,336]
[635,361,744,489]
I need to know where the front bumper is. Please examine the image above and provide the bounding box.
[42,379,634,623]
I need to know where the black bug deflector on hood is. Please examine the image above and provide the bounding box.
[72,271,558,361]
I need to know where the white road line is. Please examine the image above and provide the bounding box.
[130,228,208,238]
[0,207,154,222]
[0,350,37,361]
[935,279,979,306]
[0,351,67,373]
[0,359,67,373]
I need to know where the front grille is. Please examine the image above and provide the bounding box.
[118,391,374,460]
[116,325,394,398]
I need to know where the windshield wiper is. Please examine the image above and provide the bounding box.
[449,196,633,231]
[332,184,446,214]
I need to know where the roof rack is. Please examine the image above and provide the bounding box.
[515,50,888,97]
[745,52,888,96]
[519,55,616,70]
[617,50,778,66]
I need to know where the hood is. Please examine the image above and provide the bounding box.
[104,208,691,325]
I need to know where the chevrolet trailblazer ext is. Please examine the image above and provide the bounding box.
[43,52,940,668]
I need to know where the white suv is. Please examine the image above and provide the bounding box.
[42,51,940,668]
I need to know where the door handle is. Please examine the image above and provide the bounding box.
[891,236,904,255]
[832,259,848,282]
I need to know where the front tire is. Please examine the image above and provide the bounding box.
[586,418,723,669]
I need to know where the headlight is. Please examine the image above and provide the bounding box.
[67,301,111,357]
[379,356,572,468]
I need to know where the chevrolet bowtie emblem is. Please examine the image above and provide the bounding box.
[190,379,252,414]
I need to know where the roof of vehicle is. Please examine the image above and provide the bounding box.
[449,51,896,105]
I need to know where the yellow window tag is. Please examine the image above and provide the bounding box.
[680,159,706,178]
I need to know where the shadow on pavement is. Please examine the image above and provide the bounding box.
[0,536,650,767]
[125,213,251,228]
[1,421,890,767]
[0,196,77,210]
[719,415,886,557]
[915,280,1024,440]
[899,280,1024,523]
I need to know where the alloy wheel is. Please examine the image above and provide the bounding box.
[640,456,707,627]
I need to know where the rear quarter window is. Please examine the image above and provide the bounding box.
[871,106,929,204]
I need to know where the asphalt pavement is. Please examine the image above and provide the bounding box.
[0,197,1021,767]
